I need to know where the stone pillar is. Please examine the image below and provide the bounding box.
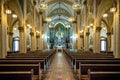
[8,32,13,51]
[76,11,82,50]
[7,32,10,51]
[113,0,120,58]
[106,32,112,52]
[30,31,36,51]
[73,21,77,49]
[0,1,7,58]
[80,35,84,50]
[31,7,37,51]
[36,35,40,50]
[84,31,89,51]
[42,23,47,50]
[93,26,101,53]
[38,12,43,51]
[111,33,114,51]
[17,0,27,53]
[18,27,26,53]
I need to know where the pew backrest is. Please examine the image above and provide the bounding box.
[88,69,120,80]
[0,70,33,80]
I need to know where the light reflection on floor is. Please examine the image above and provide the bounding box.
[45,52,75,80]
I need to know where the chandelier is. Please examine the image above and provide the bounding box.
[35,0,48,12]
[72,0,81,11]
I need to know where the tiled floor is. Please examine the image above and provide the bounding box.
[45,52,75,80]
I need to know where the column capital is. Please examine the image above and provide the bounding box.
[8,32,13,36]
[18,27,24,32]
[96,27,101,32]
[36,35,40,38]
[77,11,80,14]
[39,11,43,15]
[80,35,84,38]
[30,32,34,36]
[43,21,47,23]
[86,32,90,36]
[72,21,77,23]
[106,32,112,36]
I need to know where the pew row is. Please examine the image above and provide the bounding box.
[78,63,120,80]
[0,63,41,80]
[88,69,120,80]
[0,70,33,80]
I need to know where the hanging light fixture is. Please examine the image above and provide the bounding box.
[72,0,81,11]
[35,0,48,12]
[39,0,48,10]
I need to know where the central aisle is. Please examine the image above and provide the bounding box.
[45,52,75,80]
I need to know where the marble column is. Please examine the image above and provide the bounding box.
[80,35,84,50]
[18,27,26,53]
[36,35,40,50]
[73,21,77,49]
[113,0,120,58]
[84,31,89,51]
[37,12,43,51]
[0,1,7,58]
[8,32,13,51]
[17,0,27,53]
[106,32,112,52]
[7,32,10,51]
[43,23,47,50]
[93,26,101,53]
[30,31,36,51]
[76,11,82,51]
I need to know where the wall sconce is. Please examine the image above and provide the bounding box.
[12,14,17,18]
[103,13,108,18]
[90,23,93,26]
[36,31,40,34]
[27,24,32,29]
[5,9,12,14]
[46,17,52,22]
[80,30,83,33]
[13,27,17,30]
[110,7,116,12]
[68,17,74,22]
[87,25,90,28]
[66,25,71,28]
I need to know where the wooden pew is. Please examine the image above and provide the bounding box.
[6,51,55,69]
[79,63,120,80]
[88,69,120,80]
[74,59,120,72]
[64,50,114,69]
[0,59,46,71]
[0,63,41,80]
[0,70,33,80]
